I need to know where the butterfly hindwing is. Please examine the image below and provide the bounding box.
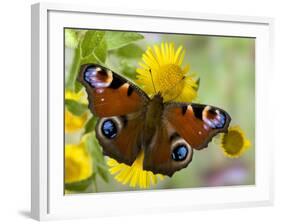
[78,64,149,117]
[95,113,144,165]
[164,103,231,150]
[143,121,193,177]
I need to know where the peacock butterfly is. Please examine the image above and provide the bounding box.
[78,64,231,177]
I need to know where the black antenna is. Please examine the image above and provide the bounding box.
[149,69,157,94]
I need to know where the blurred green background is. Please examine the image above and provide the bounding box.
[64,29,255,193]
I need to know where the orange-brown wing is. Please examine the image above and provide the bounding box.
[143,121,193,177]
[164,103,231,150]
[95,114,144,165]
[78,64,149,117]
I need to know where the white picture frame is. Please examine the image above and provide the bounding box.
[31,2,274,221]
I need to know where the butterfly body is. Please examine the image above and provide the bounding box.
[143,93,164,147]
[78,64,231,177]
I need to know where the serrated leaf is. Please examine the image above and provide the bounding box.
[64,174,94,192]
[105,32,144,50]
[65,99,88,116]
[116,44,144,58]
[84,116,97,134]
[65,29,79,49]
[81,31,107,63]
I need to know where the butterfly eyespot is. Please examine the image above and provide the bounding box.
[202,107,226,129]
[171,145,188,161]
[83,66,112,88]
[101,119,118,139]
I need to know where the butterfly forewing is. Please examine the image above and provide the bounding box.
[164,103,231,150]
[78,64,149,117]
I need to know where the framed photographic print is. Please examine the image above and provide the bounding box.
[31,2,274,221]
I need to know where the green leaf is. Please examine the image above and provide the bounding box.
[94,37,107,63]
[105,32,144,50]
[65,29,79,49]
[116,44,144,58]
[81,31,107,63]
[80,54,99,65]
[84,116,97,134]
[66,47,81,91]
[74,81,83,93]
[85,133,110,183]
[120,60,137,80]
[65,99,88,116]
[97,165,109,183]
[86,133,104,162]
[92,141,105,163]
[64,174,94,192]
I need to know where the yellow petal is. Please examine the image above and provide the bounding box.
[142,53,158,70]
[161,42,167,64]
[122,166,136,184]
[182,64,190,74]
[154,45,164,65]
[109,164,124,175]
[169,42,174,63]
[146,48,159,68]
[107,151,165,189]
[165,42,170,63]
[130,168,140,187]
[174,45,183,64]
[115,166,130,182]
[177,49,186,66]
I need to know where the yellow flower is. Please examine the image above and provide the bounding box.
[65,141,93,183]
[220,126,251,158]
[65,90,87,103]
[107,151,164,189]
[136,42,198,102]
[65,90,88,133]
[65,110,87,133]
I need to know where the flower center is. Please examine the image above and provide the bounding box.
[156,64,184,92]
[222,131,244,155]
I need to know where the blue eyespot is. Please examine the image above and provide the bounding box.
[172,145,188,161]
[84,68,96,83]
[101,119,117,139]
[216,113,225,128]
